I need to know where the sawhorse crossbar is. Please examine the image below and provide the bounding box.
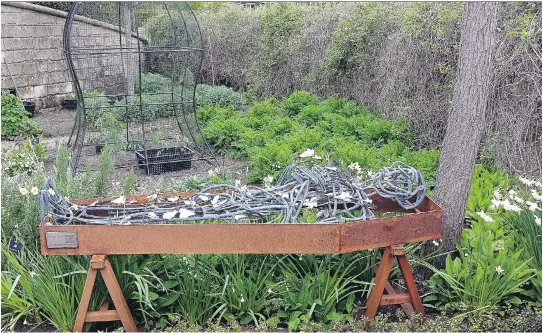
[363,245,424,322]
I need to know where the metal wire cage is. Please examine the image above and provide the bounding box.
[64,2,218,176]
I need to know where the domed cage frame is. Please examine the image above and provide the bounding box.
[63,2,218,176]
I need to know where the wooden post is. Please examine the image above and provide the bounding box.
[363,245,424,326]
[73,255,138,332]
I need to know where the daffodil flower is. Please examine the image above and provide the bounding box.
[299,148,315,158]
[31,187,39,195]
[476,211,493,223]
[47,188,55,195]
[19,187,28,195]
[495,265,504,275]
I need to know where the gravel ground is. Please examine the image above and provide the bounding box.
[2,106,250,192]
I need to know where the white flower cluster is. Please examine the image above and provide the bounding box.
[488,176,542,225]
[347,162,373,182]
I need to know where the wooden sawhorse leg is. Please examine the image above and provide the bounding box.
[363,245,424,325]
[73,255,138,332]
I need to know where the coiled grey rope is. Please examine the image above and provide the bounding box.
[39,161,426,225]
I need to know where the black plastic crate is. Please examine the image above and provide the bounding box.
[135,146,194,175]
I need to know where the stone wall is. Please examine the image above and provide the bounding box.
[1,2,145,109]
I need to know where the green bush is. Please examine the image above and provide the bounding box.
[199,91,439,183]
[1,93,41,139]
[196,84,244,110]
[425,217,535,312]
[202,117,246,157]
[2,138,47,177]
[281,91,319,116]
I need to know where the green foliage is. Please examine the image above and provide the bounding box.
[279,254,373,330]
[196,84,244,110]
[199,91,438,183]
[281,91,319,117]
[94,147,115,197]
[467,165,514,213]
[502,211,542,307]
[425,217,535,312]
[2,138,47,177]
[123,169,137,196]
[1,92,41,139]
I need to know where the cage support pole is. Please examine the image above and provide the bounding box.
[363,245,424,326]
[73,255,138,332]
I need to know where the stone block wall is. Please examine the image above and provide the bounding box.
[1,2,145,109]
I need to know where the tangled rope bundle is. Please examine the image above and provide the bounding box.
[39,161,426,225]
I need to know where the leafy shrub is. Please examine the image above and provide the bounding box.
[196,84,244,110]
[425,217,535,312]
[502,211,542,307]
[135,72,172,94]
[467,165,515,213]
[197,105,236,125]
[3,138,47,177]
[1,92,41,139]
[279,254,373,330]
[202,117,246,157]
[281,91,319,116]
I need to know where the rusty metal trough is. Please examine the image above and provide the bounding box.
[39,191,443,332]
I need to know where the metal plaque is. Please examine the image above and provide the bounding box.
[46,232,78,249]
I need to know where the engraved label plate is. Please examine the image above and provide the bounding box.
[46,232,78,249]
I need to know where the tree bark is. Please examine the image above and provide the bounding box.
[433,2,498,254]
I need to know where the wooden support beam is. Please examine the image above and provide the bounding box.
[363,245,424,327]
[73,255,138,332]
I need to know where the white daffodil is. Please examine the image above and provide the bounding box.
[240,297,245,303]
[303,200,318,208]
[147,193,158,202]
[162,211,177,220]
[47,188,56,195]
[19,187,28,195]
[267,288,272,294]
[367,170,374,177]
[476,211,494,223]
[263,175,274,187]
[513,196,524,204]
[111,196,126,205]
[184,200,196,206]
[348,162,362,172]
[534,215,541,226]
[536,181,542,188]
[519,177,535,187]
[508,189,517,197]
[526,201,539,212]
[495,265,504,275]
[29,271,37,277]
[179,208,196,219]
[335,192,352,202]
[166,196,179,203]
[148,212,159,219]
[31,187,39,195]
[490,199,501,209]
[531,189,542,201]
[299,148,315,158]
[493,190,502,200]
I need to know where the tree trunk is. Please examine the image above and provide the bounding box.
[433,2,498,254]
